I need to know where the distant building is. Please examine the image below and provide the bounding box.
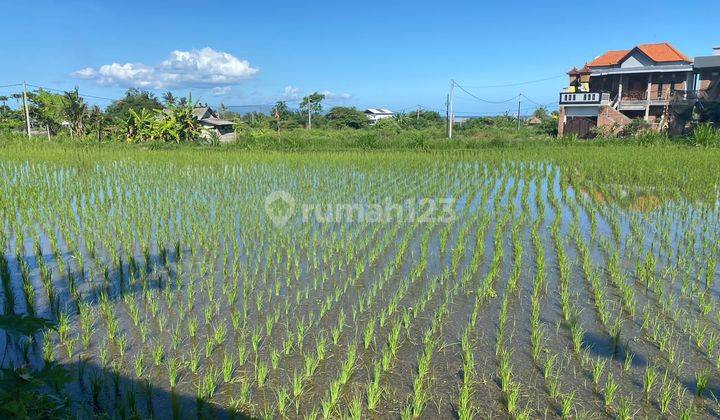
[557,42,720,137]
[527,116,542,126]
[693,47,720,97]
[364,108,394,124]
[193,106,236,142]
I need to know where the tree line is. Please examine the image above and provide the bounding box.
[0,87,558,143]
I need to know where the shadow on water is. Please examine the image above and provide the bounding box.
[0,347,255,419]
[582,330,647,367]
[57,359,254,419]
[1,244,260,419]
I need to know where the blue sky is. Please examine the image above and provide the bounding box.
[1,0,718,115]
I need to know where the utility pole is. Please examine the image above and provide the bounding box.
[445,94,449,135]
[448,80,455,139]
[307,98,312,130]
[22,81,31,138]
[516,96,521,131]
[416,106,419,120]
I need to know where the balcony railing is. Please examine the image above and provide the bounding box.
[621,91,647,101]
[559,92,609,105]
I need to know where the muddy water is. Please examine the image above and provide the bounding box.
[1,159,719,419]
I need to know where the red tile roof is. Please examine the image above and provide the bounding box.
[587,43,691,68]
[636,43,691,63]
[588,50,629,67]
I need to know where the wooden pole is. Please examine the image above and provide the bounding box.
[448,80,454,139]
[307,99,312,130]
[22,81,31,138]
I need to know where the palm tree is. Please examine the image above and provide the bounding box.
[163,91,176,106]
[63,88,87,137]
[11,93,22,107]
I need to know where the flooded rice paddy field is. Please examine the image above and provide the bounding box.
[1,149,720,419]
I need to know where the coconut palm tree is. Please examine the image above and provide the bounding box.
[163,91,176,106]
[11,93,22,107]
[63,88,87,137]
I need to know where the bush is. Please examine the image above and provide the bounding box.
[537,117,558,137]
[352,132,381,150]
[620,118,651,137]
[373,118,401,134]
[326,107,368,129]
[635,131,668,146]
[691,123,720,147]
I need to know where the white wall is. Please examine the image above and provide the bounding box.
[621,51,654,68]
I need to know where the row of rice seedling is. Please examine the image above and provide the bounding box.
[1,146,720,417]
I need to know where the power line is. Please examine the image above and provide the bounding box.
[26,84,121,102]
[454,81,520,104]
[519,93,546,108]
[460,75,565,89]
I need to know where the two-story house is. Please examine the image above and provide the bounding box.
[559,43,699,137]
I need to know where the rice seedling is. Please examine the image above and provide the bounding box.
[643,364,658,401]
[3,145,720,418]
[603,372,619,409]
[616,397,634,420]
[559,392,574,419]
[153,342,164,366]
[591,358,606,388]
[695,368,710,397]
[256,359,269,388]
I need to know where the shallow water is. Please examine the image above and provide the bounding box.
[1,156,719,418]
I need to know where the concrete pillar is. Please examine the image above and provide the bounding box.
[558,106,565,137]
[645,73,652,121]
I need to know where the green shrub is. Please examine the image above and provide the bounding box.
[691,123,720,147]
[620,119,651,137]
[636,131,668,146]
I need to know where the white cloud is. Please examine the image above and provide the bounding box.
[282,86,302,100]
[71,47,258,89]
[211,86,231,96]
[280,86,352,102]
[321,90,352,100]
[71,67,97,78]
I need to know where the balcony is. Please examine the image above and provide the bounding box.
[619,91,683,109]
[559,92,610,106]
[621,91,647,101]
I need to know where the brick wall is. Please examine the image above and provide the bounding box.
[597,106,631,134]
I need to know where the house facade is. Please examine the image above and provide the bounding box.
[193,107,236,143]
[559,43,720,137]
[695,47,720,92]
[364,108,394,124]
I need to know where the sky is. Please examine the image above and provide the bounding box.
[1,0,718,115]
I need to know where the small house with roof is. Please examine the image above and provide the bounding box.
[364,108,394,125]
[193,106,236,142]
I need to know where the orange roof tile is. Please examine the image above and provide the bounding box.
[587,50,629,67]
[636,43,691,63]
[586,43,691,68]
